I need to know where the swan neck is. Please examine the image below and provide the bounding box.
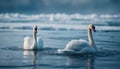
[33,32,37,41]
[88,28,96,48]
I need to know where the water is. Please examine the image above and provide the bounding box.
[0,13,120,69]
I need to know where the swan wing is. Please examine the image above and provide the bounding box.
[64,39,90,51]
[37,37,43,49]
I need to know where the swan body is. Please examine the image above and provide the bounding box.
[63,39,91,52]
[58,24,97,53]
[23,25,43,50]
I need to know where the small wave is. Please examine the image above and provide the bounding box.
[48,37,79,40]
[0,25,120,32]
[40,27,56,30]
[2,46,120,57]
[107,21,120,26]
[96,48,120,57]
[1,46,24,51]
[0,65,33,68]
[98,30,120,32]
[0,26,10,29]
[0,26,32,30]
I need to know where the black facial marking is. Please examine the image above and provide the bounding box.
[93,26,95,29]
[35,27,37,31]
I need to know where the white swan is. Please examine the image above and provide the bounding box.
[58,24,97,53]
[23,25,43,50]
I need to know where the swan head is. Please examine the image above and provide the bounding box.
[33,25,37,34]
[89,24,96,32]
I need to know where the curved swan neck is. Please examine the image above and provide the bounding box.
[88,28,96,48]
[33,32,37,41]
[33,26,37,41]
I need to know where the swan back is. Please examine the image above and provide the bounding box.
[64,39,90,51]
[37,37,43,49]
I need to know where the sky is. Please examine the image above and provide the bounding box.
[0,0,120,14]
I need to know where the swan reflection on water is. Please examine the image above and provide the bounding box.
[23,50,95,69]
[66,55,95,69]
[23,50,38,69]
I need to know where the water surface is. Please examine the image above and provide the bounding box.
[0,13,120,69]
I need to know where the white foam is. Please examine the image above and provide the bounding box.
[0,22,120,32]
[0,13,120,22]
[0,13,120,31]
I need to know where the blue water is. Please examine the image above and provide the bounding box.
[0,13,120,69]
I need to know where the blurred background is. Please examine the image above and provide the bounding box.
[0,0,120,14]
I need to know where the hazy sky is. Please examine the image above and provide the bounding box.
[0,0,120,14]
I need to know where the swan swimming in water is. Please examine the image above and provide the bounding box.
[23,25,43,50]
[58,24,97,53]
